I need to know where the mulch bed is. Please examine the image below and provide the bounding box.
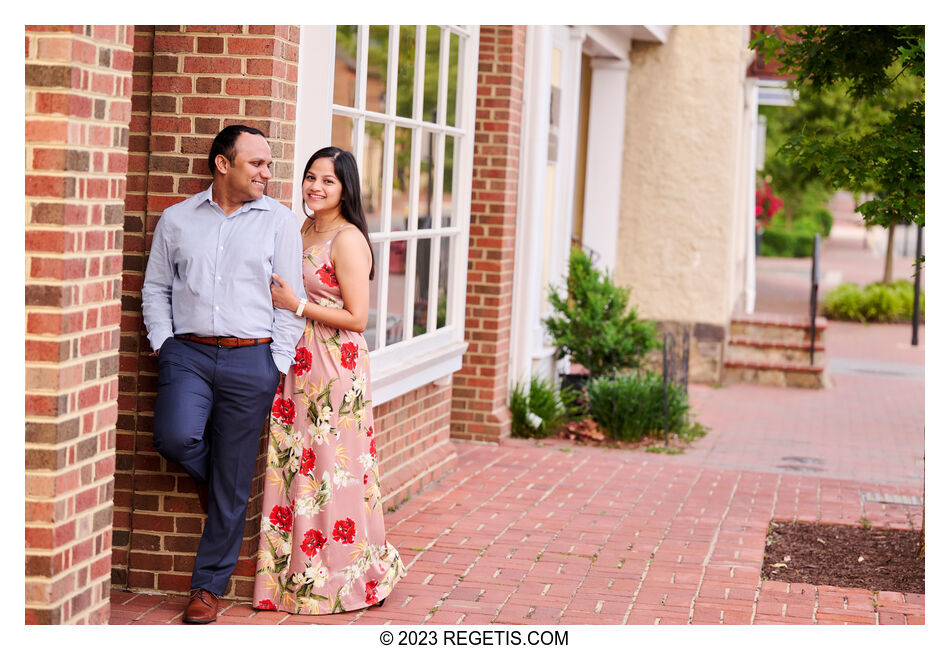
[761,520,924,594]
[543,418,693,453]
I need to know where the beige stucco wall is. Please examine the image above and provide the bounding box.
[615,25,753,327]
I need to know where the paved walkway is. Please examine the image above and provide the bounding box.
[109,197,925,625]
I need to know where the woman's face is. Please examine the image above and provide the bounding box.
[302,157,343,215]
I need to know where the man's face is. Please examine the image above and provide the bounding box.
[220,132,273,202]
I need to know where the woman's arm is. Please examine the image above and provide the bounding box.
[271,229,372,332]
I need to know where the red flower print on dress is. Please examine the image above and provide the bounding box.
[365,580,379,605]
[340,342,359,370]
[366,426,374,438]
[300,528,327,557]
[332,517,356,544]
[269,505,293,533]
[363,473,368,485]
[272,397,295,426]
[317,263,338,288]
[292,346,312,377]
[369,437,377,458]
[300,447,315,476]
[257,599,277,611]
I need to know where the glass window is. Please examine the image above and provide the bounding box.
[294,24,474,404]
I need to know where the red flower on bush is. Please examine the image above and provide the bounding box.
[300,528,328,557]
[340,342,359,370]
[256,599,277,611]
[269,505,293,533]
[272,397,295,426]
[293,346,312,377]
[755,181,784,230]
[365,580,379,605]
[369,437,377,458]
[317,263,338,288]
[332,517,356,544]
[300,447,315,476]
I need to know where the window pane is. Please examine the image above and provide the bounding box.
[422,27,440,122]
[413,238,431,337]
[362,120,385,232]
[385,239,407,345]
[419,129,435,230]
[392,126,412,232]
[396,26,416,119]
[365,241,382,350]
[437,236,450,328]
[366,25,389,114]
[442,134,455,228]
[333,25,358,107]
[446,32,459,127]
[331,115,354,151]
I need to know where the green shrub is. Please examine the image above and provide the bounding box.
[587,372,690,442]
[545,248,659,378]
[822,279,924,322]
[761,226,817,257]
[509,376,582,439]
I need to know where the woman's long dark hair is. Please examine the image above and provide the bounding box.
[302,146,376,280]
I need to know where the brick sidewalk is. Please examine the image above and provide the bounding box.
[108,196,925,625]
[109,439,923,625]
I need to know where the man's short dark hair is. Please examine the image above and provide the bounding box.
[208,125,266,175]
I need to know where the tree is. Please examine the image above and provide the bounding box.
[752,26,924,238]
[544,248,658,379]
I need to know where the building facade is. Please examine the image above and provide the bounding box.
[25,24,756,623]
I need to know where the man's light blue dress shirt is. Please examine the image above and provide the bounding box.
[142,186,306,374]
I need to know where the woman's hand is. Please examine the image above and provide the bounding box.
[270,273,301,311]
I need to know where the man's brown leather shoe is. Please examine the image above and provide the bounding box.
[183,588,218,624]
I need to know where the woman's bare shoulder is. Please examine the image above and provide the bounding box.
[331,226,372,265]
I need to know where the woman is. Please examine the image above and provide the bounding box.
[253,147,406,614]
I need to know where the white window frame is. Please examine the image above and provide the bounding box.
[294,25,478,405]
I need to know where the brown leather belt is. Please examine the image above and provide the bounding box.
[176,334,272,348]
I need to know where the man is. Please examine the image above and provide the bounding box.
[142,125,305,624]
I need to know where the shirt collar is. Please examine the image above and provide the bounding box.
[200,184,269,215]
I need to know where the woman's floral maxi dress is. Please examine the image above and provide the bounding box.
[253,228,406,614]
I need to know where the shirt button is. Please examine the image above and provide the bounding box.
[217,276,222,281]
[215,306,219,311]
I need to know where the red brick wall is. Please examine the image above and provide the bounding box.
[25,25,134,625]
[113,25,301,599]
[377,384,457,511]
[450,26,526,443]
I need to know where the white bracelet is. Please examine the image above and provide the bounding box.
[295,297,308,317]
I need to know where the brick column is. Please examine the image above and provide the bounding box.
[450,26,526,443]
[25,25,134,625]
[115,26,300,599]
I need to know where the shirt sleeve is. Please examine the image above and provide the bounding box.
[270,208,306,373]
[141,214,175,351]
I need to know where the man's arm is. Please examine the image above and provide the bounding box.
[270,209,306,373]
[141,215,175,352]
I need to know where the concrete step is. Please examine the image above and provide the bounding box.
[728,336,826,366]
[724,359,827,389]
[730,313,827,344]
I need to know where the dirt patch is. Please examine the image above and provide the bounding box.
[762,521,924,594]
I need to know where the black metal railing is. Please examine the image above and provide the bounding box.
[661,329,690,447]
[809,233,820,365]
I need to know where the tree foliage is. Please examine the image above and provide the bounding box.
[752,26,924,228]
